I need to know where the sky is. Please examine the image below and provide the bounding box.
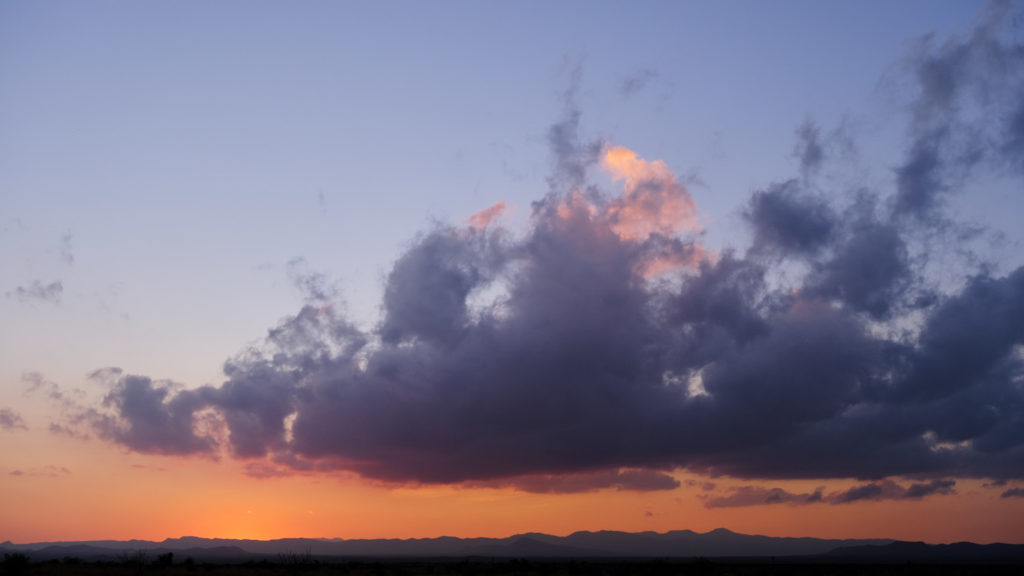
[2,0,1024,545]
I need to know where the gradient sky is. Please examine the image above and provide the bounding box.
[3,0,1024,545]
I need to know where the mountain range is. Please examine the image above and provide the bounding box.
[3,529,1023,564]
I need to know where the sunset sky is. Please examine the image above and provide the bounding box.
[3,0,1024,545]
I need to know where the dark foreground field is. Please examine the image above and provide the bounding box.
[4,558,1024,576]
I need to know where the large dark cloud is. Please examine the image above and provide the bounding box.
[55,3,1024,491]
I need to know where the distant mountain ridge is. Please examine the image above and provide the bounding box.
[823,540,1024,564]
[3,529,1023,563]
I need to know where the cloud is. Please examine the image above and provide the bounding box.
[1001,487,1024,498]
[24,371,102,440]
[50,5,1024,491]
[286,258,338,303]
[745,180,836,256]
[601,145,701,241]
[805,217,915,319]
[7,465,72,478]
[73,155,1024,486]
[793,120,825,174]
[88,375,218,456]
[467,202,508,230]
[129,463,166,472]
[547,143,709,278]
[546,67,602,194]
[706,479,955,508]
[377,226,506,346]
[244,461,296,479]
[472,469,680,494]
[9,280,63,304]
[903,479,957,498]
[60,233,74,265]
[0,408,28,431]
[829,479,956,503]
[620,69,658,97]
[685,480,717,492]
[704,486,824,508]
[892,0,1024,220]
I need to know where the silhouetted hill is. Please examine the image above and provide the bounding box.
[3,529,1022,563]
[1,529,893,559]
[825,540,1024,564]
[465,536,596,557]
[529,528,892,557]
[12,544,255,563]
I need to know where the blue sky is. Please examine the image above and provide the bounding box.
[3,0,1000,391]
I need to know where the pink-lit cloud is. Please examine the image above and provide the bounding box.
[467,201,508,230]
[601,145,701,241]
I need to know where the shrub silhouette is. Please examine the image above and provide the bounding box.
[155,551,173,566]
[2,553,30,575]
[117,549,150,565]
[278,547,316,569]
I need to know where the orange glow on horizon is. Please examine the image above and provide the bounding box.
[2,428,1022,546]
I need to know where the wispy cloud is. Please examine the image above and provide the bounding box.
[704,479,956,508]
[620,68,658,97]
[703,486,824,508]
[467,201,508,231]
[9,280,63,304]
[59,232,75,265]
[470,469,681,494]
[829,479,957,503]
[892,0,1024,220]
[0,408,28,431]
[8,465,72,478]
